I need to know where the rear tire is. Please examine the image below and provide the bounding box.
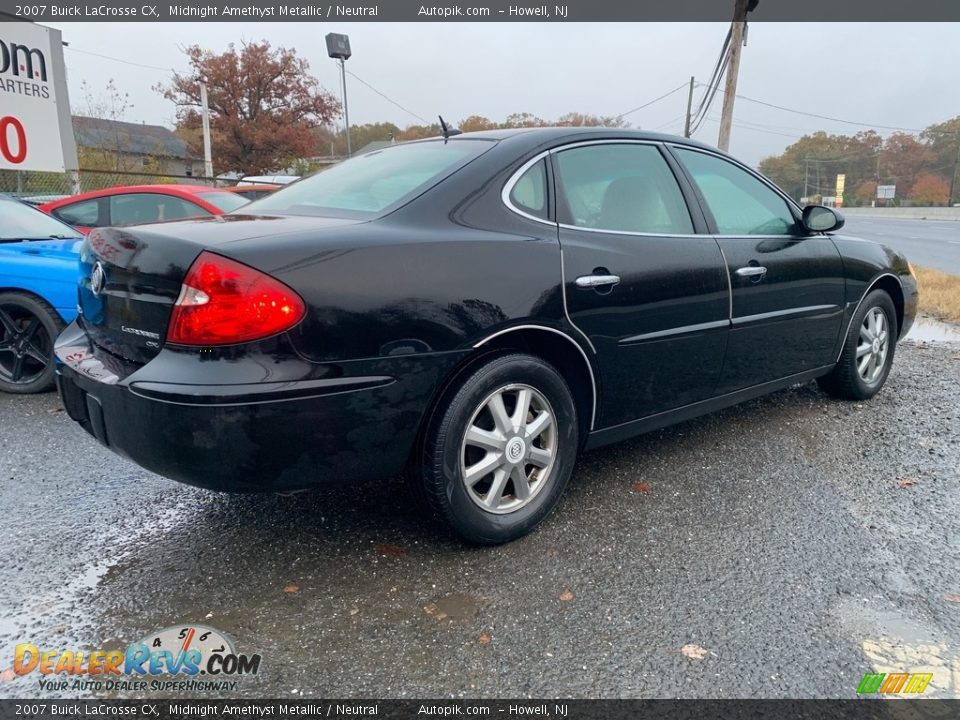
[817,289,897,401]
[415,353,579,544]
[0,292,64,394]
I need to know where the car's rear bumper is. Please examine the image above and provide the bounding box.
[54,321,462,492]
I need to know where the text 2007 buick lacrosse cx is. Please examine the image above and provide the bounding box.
[55,128,917,544]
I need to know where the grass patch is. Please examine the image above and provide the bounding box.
[913,265,960,323]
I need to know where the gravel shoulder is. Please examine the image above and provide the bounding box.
[1,338,958,699]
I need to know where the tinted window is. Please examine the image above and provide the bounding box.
[199,191,252,212]
[243,140,494,219]
[554,144,693,234]
[675,148,797,236]
[109,194,210,226]
[509,159,548,219]
[0,199,82,240]
[53,199,101,228]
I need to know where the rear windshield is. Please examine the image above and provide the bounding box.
[200,191,254,213]
[240,139,495,219]
[0,198,82,241]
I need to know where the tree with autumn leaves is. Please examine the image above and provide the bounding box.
[158,41,341,175]
[759,119,960,206]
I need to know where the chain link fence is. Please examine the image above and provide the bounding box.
[0,168,222,203]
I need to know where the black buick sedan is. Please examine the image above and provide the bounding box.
[55,128,918,544]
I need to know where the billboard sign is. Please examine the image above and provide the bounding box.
[0,20,78,172]
[877,185,896,199]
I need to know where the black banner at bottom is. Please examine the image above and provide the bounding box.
[0,700,958,720]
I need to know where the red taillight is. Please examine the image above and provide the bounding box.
[166,251,305,346]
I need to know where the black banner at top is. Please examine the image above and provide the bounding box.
[0,0,959,22]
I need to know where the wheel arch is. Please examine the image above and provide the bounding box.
[870,275,905,338]
[414,325,597,461]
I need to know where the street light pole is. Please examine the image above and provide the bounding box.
[199,80,213,179]
[338,58,351,157]
[325,33,353,158]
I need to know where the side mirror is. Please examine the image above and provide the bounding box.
[802,205,844,233]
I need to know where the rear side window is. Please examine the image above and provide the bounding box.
[243,140,495,219]
[109,194,210,225]
[53,199,102,227]
[508,159,549,220]
[554,144,693,234]
[674,148,797,236]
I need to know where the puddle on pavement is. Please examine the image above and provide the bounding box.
[423,592,483,622]
[907,316,960,343]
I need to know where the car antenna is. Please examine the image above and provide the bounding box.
[439,115,462,141]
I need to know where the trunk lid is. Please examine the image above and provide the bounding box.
[77,214,363,364]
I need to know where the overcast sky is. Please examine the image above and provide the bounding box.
[45,22,960,167]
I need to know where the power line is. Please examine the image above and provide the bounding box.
[704,84,924,133]
[615,83,689,120]
[688,27,732,136]
[345,70,429,124]
[65,46,180,73]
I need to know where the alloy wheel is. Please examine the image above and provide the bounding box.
[0,306,51,385]
[460,383,558,514]
[857,306,889,386]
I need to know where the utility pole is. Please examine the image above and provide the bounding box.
[683,76,695,138]
[717,0,751,152]
[950,133,960,207]
[199,80,213,179]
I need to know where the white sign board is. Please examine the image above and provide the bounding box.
[0,20,77,172]
[877,185,896,199]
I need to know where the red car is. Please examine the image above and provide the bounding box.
[39,184,252,234]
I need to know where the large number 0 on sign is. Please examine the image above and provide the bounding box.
[0,116,28,165]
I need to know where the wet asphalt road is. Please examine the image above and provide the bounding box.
[842,217,960,275]
[1,337,959,700]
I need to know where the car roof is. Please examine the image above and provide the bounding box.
[412,126,728,156]
[38,184,228,210]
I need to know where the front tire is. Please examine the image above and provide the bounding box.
[0,292,64,394]
[417,353,579,544]
[818,289,897,400]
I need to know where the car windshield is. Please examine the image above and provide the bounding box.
[199,191,255,213]
[240,139,495,219]
[0,198,82,241]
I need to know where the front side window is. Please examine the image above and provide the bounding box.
[109,194,210,226]
[243,139,495,219]
[674,148,797,236]
[553,144,693,235]
[508,159,549,220]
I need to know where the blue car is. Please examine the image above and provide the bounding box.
[0,194,83,393]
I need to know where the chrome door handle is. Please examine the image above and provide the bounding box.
[575,274,621,289]
[735,266,767,278]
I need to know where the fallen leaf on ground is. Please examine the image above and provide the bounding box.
[945,594,960,603]
[896,478,918,489]
[478,633,492,645]
[630,482,652,494]
[374,543,407,558]
[283,583,299,594]
[680,644,708,660]
[559,590,574,602]
[349,607,360,616]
